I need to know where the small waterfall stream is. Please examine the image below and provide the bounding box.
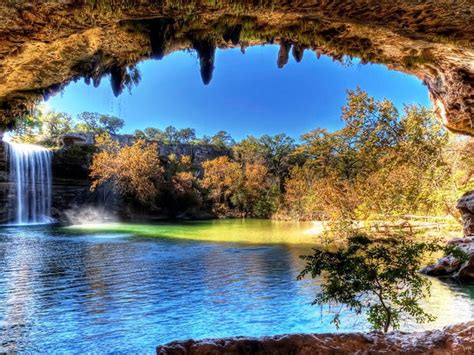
[6,142,53,225]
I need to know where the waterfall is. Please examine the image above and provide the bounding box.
[6,142,53,225]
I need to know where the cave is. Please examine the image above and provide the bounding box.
[0,1,473,353]
[0,1,472,135]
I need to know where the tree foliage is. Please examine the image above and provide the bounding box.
[298,231,442,332]
[10,105,73,147]
[76,112,124,135]
[11,107,124,146]
[20,88,472,222]
[90,134,163,204]
[281,88,465,221]
[201,156,271,217]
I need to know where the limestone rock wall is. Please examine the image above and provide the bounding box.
[0,142,14,223]
[0,138,229,224]
[457,191,474,236]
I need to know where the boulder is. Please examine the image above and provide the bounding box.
[421,237,474,280]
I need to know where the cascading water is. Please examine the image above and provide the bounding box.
[5,141,53,225]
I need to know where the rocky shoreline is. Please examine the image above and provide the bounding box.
[156,321,474,354]
[422,236,474,280]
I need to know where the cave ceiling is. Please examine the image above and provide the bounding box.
[0,0,472,134]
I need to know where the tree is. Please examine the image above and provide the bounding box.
[164,125,179,144]
[232,135,264,164]
[282,89,452,220]
[210,130,235,149]
[10,106,73,147]
[76,112,124,135]
[196,135,211,145]
[160,154,201,215]
[298,232,441,332]
[232,162,270,216]
[258,133,295,189]
[133,129,146,139]
[201,156,241,214]
[90,134,163,204]
[143,127,163,141]
[34,110,73,147]
[177,128,196,144]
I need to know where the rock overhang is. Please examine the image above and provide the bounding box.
[0,0,472,134]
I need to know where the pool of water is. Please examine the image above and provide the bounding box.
[0,220,473,353]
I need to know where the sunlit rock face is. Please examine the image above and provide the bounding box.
[156,321,474,355]
[0,1,472,134]
[458,191,474,236]
[422,236,474,280]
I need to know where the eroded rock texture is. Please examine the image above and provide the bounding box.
[0,1,473,134]
[156,321,474,355]
[422,236,474,280]
[458,190,474,236]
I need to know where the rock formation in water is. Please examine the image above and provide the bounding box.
[422,236,474,280]
[422,191,474,280]
[0,1,472,136]
[156,321,474,355]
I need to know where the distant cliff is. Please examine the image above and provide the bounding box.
[0,135,230,224]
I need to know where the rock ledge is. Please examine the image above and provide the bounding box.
[156,321,474,354]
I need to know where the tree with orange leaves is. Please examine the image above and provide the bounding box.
[90,134,164,204]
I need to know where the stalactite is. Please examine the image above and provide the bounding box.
[110,65,126,96]
[277,40,291,69]
[292,44,306,63]
[222,25,242,45]
[149,18,174,60]
[192,38,216,85]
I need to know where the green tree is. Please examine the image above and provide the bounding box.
[232,135,264,164]
[210,130,235,149]
[177,128,196,144]
[11,106,73,147]
[299,232,441,332]
[143,127,164,141]
[258,133,295,188]
[76,112,124,135]
[41,111,74,146]
[133,129,146,139]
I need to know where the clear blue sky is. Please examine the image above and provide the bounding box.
[47,45,430,140]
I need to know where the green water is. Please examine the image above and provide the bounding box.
[66,219,324,245]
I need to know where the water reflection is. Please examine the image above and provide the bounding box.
[0,225,472,353]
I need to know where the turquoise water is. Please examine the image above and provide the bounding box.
[0,221,473,353]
